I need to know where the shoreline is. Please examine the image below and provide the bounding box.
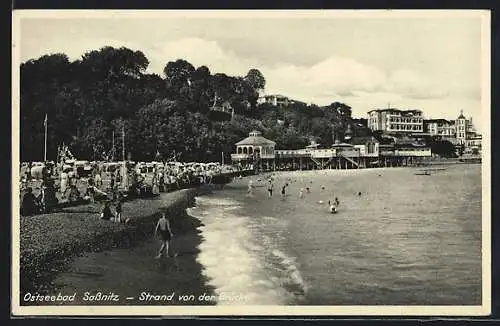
[19,185,214,305]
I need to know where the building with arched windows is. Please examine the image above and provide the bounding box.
[231,131,276,169]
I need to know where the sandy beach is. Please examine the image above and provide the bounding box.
[19,186,215,305]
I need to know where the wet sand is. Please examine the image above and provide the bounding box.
[19,186,214,305]
[42,214,215,306]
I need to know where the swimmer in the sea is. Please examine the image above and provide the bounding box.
[328,200,337,214]
[306,186,310,193]
[358,192,362,196]
[299,188,304,198]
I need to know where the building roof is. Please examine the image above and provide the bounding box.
[425,119,453,124]
[457,110,466,119]
[235,131,276,146]
[332,142,355,148]
[264,94,288,99]
[368,108,422,114]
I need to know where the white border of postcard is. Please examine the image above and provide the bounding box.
[11,9,491,317]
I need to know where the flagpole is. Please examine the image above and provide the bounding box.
[44,114,48,162]
[122,121,125,162]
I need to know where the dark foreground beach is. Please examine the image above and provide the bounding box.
[19,186,216,306]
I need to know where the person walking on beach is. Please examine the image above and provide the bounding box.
[154,213,174,259]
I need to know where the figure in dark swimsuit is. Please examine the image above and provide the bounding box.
[154,213,174,259]
[267,180,273,198]
[281,183,288,199]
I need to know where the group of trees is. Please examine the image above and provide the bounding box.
[19,46,372,162]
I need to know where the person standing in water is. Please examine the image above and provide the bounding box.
[281,183,288,199]
[154,212,174,259]
[299,188,305,198]
[247,180,253,196]
[267,179,273,198]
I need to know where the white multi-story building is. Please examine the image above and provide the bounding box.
[367,108,424,134]
[423,119,456,143]
[465,134,482,155]
[257,94,290,107]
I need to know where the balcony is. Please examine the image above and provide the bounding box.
[310,149,337,158]
[276,149,310,158]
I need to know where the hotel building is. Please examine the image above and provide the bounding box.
[423,119,457,144]
[367,108,424,134]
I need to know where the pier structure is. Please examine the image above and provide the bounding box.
[231,131,433,172]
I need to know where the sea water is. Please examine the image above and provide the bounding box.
[189,164,482,305]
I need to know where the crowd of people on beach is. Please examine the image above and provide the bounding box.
[20,160,234,217]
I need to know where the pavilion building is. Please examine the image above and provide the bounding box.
[231,130,276,170]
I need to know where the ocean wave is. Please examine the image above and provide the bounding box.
[191,196,307,305]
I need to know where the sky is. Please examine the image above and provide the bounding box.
[17,11,488,132]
